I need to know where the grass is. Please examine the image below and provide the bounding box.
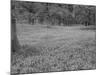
[11,24,96,74]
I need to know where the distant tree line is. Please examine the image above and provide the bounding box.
[12,0,96,26]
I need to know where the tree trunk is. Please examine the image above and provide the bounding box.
[11,15,20,53]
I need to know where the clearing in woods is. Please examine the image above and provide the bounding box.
[11,24,96,74]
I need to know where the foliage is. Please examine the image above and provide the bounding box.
[11,1,96,25]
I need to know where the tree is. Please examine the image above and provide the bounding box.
[11,0,20,52]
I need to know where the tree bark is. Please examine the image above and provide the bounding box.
[11,15,20,52]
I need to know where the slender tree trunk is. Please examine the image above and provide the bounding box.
[11,15,20,52]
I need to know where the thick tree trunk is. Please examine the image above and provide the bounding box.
[11,15,20,52]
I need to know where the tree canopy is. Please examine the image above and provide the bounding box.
[11,0,96,26]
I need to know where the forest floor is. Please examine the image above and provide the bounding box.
[11,24,96,74]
